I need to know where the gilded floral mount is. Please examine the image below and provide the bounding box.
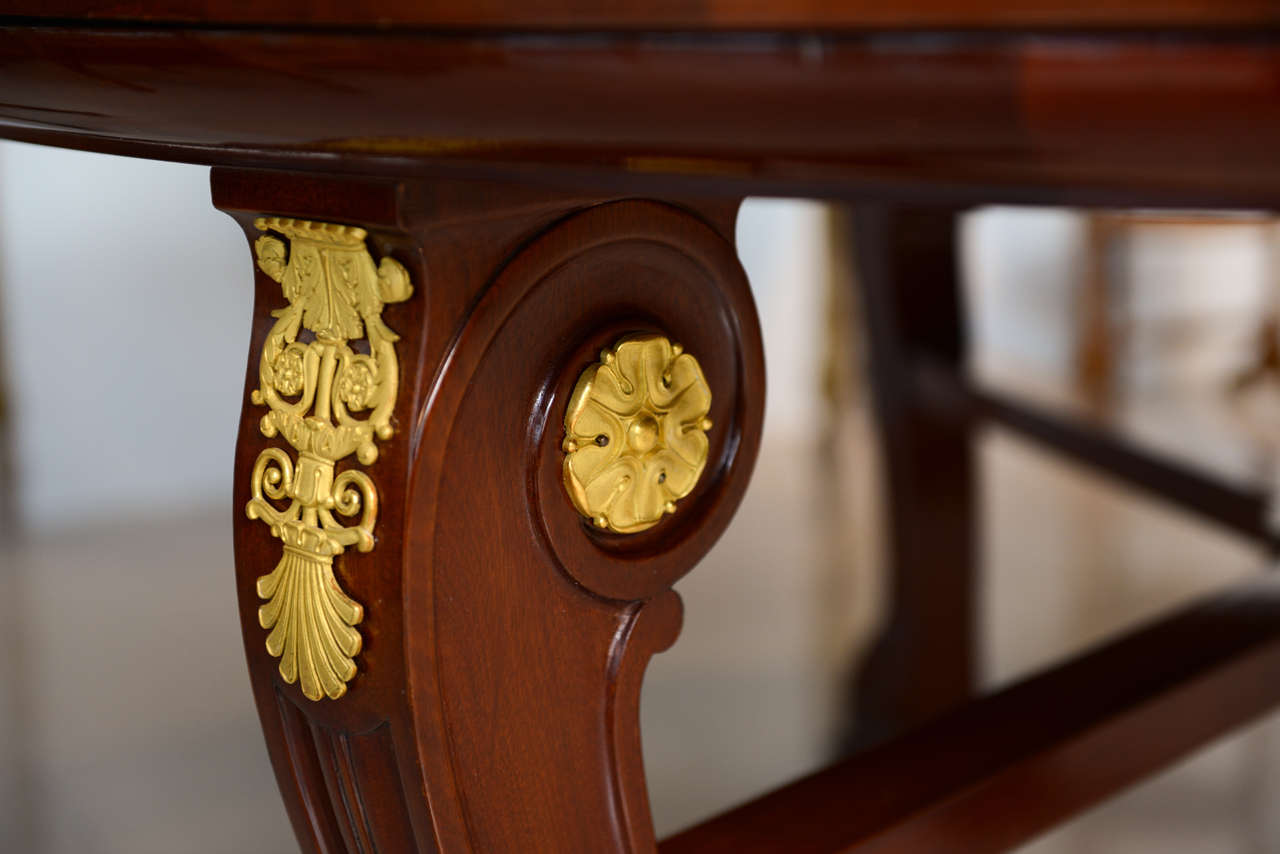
[245,217,412,701]
[562,335,713,534]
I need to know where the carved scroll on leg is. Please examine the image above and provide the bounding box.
[405,199,765,851]
[222,171,763,854]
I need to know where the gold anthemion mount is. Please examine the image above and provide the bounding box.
[245,217,412,701]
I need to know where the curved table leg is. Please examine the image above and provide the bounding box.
[215,169,765,854]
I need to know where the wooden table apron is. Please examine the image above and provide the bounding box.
[6,27,1280,206]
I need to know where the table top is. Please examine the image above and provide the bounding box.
[7,0,1280,29]
[3,8,1280,207]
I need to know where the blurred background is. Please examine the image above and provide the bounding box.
[3,140,1280,852]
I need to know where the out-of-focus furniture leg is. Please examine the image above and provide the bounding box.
[845,206,977,750]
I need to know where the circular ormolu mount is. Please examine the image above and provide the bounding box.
[411,199,765,604]
[395,197,764,848]
[562,335,713,534]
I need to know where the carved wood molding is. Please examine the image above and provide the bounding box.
[220,171,763,854]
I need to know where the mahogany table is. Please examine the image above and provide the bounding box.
[7,5,1280,852]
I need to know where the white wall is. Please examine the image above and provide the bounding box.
[0,142,250,531]
[736,198,830,439]
[963,206,1273,392]
[963,206,1086,382]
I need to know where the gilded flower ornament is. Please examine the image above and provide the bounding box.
[272,347,306,396]
[337,358,377,409]
[562,335,713,533]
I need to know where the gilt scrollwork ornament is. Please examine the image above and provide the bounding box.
[245,217,412,701]
[562,335,713,534]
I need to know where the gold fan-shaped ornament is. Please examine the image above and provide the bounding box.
[562,335,712,534]
[244,217,412,701]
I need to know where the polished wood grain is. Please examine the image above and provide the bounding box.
[4,29,1280,205]
[9,6,1280,851]
[219,168,763,853]
[6,0,1280,29]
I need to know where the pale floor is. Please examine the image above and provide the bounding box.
[2,411,1278,853]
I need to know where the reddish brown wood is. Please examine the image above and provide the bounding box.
[9,9,1280,853]
[662,577,1280,854]
[6,0,1280,30]
[219,168,763,853]
[5,29,1280,205]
